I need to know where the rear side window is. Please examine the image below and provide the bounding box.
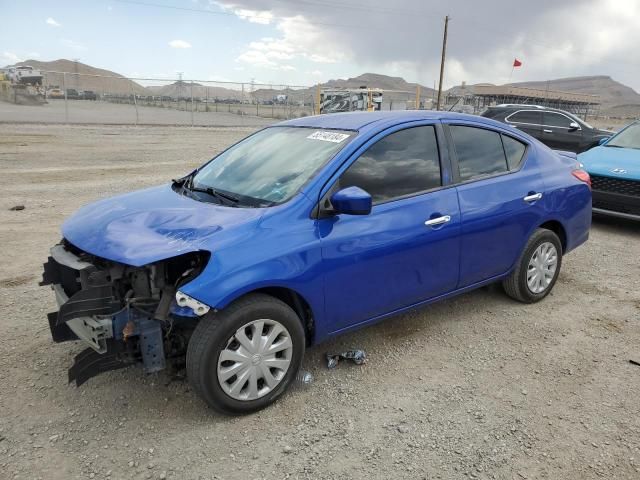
[543,112,573,128]
[507,110,543,125]
[501,135,527,170]
[339,126,441,204]
[450,126,508,180]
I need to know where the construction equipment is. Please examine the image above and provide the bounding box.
[6,65,43,85]
[1,66,46,105]
[319,87,383,114]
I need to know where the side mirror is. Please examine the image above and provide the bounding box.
[598,137,610,146]
[330,186,372,215]
[568,122,580,132]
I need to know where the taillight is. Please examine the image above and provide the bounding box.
[572,169,591,189]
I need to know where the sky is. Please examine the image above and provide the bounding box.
[1,0,640,90]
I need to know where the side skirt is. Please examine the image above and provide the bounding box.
[327,272,509,338]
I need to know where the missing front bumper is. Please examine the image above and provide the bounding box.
[42,248,119,353]
[68,339,133,386]
[42,242,169,384]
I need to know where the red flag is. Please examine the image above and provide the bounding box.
[513,58,522,67]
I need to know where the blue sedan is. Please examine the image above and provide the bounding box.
[579,121,640,220]
[41,111,592,413]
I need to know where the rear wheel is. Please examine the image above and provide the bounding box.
[502,228,562,303]
[186,293,305,414]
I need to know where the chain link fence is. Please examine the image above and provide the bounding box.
[0,71,430,126]
[0,71,318,127]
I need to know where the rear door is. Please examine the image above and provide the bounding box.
[505,110,545,143]
[445,122,546,287]
[319,123,461,332]
[542,111,583,152]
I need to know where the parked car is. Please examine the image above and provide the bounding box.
[47,88,64,99]
[482,104,611,153]
[81,90,97,100]
[41,111,592,414]
[578,121,640,220]
[66,88,80,100]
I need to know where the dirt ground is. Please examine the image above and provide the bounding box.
[0,100,276,127]
[0,123,639,480]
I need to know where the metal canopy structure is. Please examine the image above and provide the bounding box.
[446,84,600,118]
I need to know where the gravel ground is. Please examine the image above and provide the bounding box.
[0,100,276,127]
[1,123,639,480]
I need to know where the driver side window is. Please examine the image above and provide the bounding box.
[339,126,441,204]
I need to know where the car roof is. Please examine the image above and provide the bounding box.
[488,104,574,115]
[278,110,502,131]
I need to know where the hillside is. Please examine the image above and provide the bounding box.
[509,75,640,109]
[321,72,436,95]
[147,81,243,100]
[9,59,148,95]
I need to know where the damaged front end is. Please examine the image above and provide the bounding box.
[40,240,210,386]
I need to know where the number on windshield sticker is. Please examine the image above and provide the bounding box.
[307,131,350,143]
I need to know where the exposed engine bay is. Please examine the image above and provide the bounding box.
[40,239,210,385]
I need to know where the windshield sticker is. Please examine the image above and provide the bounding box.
[307,131,350,143]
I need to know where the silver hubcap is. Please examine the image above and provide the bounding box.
[527,242,558,294]
[217,319,293,401]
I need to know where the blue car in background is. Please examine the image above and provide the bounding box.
[41,111,592,414]
[579,121,640,220]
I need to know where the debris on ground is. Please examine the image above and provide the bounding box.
[295,370,314,385]
[9,205,25,211]
[326,349,367,369]
[629,359,640,367]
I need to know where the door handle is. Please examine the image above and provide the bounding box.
[425,215,451,226]
[523,193,543,203]
[543,129,553,133]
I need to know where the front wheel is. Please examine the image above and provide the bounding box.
[502,228,563,303]
[186,293,305,414]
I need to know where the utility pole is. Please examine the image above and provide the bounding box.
[436,15,449,111]
[73,58,80,89]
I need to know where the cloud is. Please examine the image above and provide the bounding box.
[2,51,23,64]
[60,39,87,52]
[230,11,345,71]
[216,0,640,90]
[169,39,192,49]
[233,8,273,24]
[46,17,61,27]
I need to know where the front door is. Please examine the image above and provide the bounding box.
[318,124,461,333]
[542,111,583,152]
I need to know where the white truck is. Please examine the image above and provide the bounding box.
[6,65,43,85]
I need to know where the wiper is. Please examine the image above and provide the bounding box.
[188,186,240,206]
[605,144,625,148]
[173,172,241,206]
[172,170,196,186]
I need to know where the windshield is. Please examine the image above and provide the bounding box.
[191,127,354,205]
[607,122,640,149]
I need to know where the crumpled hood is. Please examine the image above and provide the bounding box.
[62,184,264,266]
[579,146,640,179]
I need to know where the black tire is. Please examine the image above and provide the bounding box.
[502,228,563,303]
[186,293,305,415]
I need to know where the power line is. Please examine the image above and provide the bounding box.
[110,0,640,71]
[111,0,443,31]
